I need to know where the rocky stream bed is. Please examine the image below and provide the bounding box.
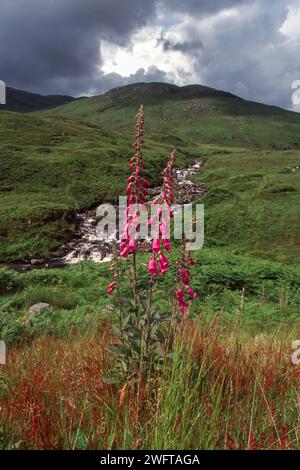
[5,159,206,272]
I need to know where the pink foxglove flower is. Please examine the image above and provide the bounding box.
[160,222,169,238]
[107,281,117,295]
[148,257,159,276]
[147,150,176,278]
[179,305,188,317]
[162,239,171,253]
[158,253,169,275]
[120,246,129,257]
[176,288,184,298]
[174,252,197,317]
[187,288,197,299]
[177,296,188,307]
[152,238,160,253]
[118,105,149,260]
[128,239,136,252]
[120,241,127,250]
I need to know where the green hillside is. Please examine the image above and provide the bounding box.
[0,107,190,262]
[43,82,300,150]
[40,82,300,264]
[1,82,300,263]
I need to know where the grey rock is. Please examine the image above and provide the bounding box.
[28,303,50,314]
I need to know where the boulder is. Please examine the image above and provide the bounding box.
[28,303,50,314]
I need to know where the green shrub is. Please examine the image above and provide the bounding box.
[0,268,23,294]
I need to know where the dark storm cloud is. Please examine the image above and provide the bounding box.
[0,0,258,96]
[163,0,252,15]
[0,0,157,95]
[0,0,299,109]
[161,0,300,110]
[161,38,203,53]
[176,0,298,109]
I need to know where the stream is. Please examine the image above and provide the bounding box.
[5,159,206,272]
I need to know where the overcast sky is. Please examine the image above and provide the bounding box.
[0,0,300,110]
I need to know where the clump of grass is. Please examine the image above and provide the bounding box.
[262,183,297,194]
[0,317,298,450]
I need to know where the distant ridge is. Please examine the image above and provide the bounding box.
[0,86,76,113]
[40,80,298,128]
[102,82,241,107]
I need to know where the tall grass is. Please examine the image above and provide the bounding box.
[0,316,298,450]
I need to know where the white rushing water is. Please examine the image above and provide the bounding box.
[59,159,205,266]
[3,159,205,272]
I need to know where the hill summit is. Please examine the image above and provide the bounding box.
[102,82,240,107]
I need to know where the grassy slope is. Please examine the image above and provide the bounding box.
[43,83,300,264]
[0,111,123,261]
[0,109,190,261]
[1,82,300,333]
[195,146,300,264]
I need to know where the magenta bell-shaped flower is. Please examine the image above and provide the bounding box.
[148,256,159,276]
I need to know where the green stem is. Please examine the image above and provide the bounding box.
[132,251,138,319]
[144,276,154,379]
